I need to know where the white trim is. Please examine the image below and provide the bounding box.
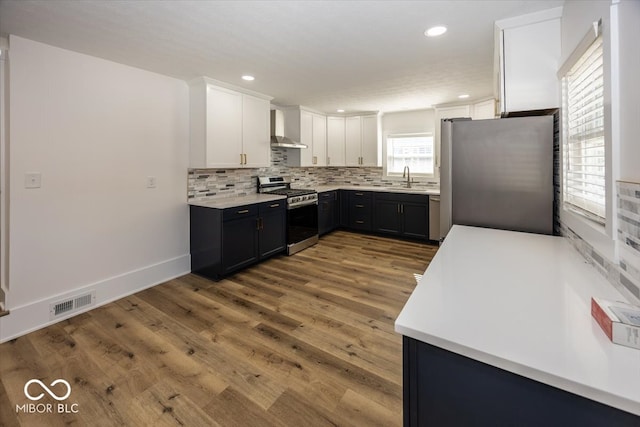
[609,1,621,258]
[0,254,191,342]
[0,37,7,306]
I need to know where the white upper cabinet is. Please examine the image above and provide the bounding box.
[361,115,378,166]
[312,114,327,166]
[326,116,346,167]
[242,94,271,168]
[284,108,327,167]
[189,77,272,169]
[345,115,378,166]
[496,8,562,113]
[345,116,362,166]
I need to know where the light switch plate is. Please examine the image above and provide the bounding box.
[25,173,42,189]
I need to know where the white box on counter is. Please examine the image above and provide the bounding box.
[591,297,640,350]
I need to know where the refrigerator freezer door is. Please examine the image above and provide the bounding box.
[448,116,553,235]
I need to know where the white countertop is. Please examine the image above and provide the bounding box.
[189,193,286,209]
[395,225,640,416]
[315,185,440,195]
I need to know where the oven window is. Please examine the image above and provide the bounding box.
[288,204,318,244]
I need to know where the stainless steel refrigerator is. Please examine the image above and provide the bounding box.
[440,116,554,239]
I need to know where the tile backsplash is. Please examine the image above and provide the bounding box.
[188,147,437,201]
[561,181,640,304]
[616,181,640,301]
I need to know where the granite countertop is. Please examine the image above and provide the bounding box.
[395,225,640,416]
[189,193,286,209]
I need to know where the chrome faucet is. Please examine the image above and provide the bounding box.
[403,166,411,188]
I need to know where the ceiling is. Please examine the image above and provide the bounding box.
[0,0,564,114]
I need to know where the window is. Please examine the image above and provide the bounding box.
[385,133,435,177]
[562,33,605,224]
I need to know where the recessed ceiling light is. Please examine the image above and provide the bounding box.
[425,26,447,37]
[242,75,255,81]
[458,94,470,99]
[337,109,345,113]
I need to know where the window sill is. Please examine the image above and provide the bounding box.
[560,208,615,262]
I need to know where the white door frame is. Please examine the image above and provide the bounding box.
[0,36,9,310]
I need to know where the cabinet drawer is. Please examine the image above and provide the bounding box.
[319,191,338,201]
[350,190,372,200]
[259,200,286,214]
[223,204,259,221]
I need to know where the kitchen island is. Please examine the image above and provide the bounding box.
[395,225,640,425]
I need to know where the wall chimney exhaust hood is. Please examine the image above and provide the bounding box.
[271,110,307,149]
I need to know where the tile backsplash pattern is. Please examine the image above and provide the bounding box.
[561,181,640,304]
[617,181,640,301]
[188,147,437,201]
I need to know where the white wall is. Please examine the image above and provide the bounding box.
[0,36,190,341]
[560,1,610,66]
[382,109,435,136]
[616,0,640,182]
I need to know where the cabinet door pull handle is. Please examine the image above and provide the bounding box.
[397,204,400,214]
[327,157,330,165]
[244,154,248,165]
[355,220,364,224]
[355,204,364,208]
[237,209,249,214]
[240,153,244,165]
[260,217,264,230]
[401,204,404,214]
[270,203,280,208]
[355,192,363,196]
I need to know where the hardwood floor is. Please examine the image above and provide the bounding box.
[0,231,437,426]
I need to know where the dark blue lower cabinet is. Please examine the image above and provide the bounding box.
[221,214,259,275]
[403,336,640,427]
[373,192,429,241]
[259,201,287,258]
[318,191,339,235]
[190,201,286,280]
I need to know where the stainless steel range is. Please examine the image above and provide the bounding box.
[258,176,318,255]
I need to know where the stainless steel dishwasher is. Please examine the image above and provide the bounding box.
[429,195,440,241]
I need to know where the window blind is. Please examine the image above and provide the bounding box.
[562,35,605,223]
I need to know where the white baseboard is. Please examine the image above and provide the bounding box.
[0,254,191,343]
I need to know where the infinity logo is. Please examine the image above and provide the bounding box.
[24,379,72,401]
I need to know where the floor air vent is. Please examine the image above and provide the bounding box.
[49,291,96,320]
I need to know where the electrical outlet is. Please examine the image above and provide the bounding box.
[25,173,42,189]
[146,176,157,188]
